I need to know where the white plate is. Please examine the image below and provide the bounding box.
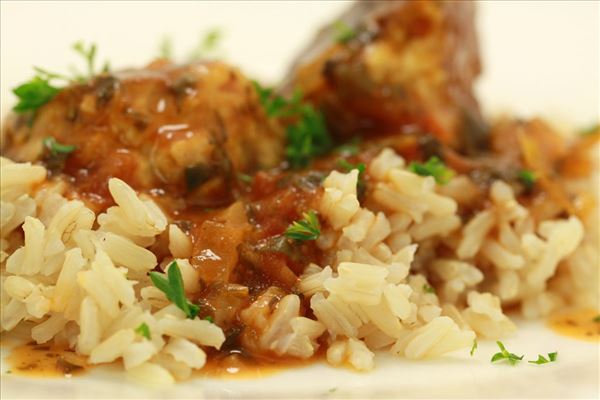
[1,318,599,399]
[1,1,599,399]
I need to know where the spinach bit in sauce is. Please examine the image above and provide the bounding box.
[332,20,356,44]
[149,261,200,319]
[490,341,523,366]
[135,322,151,340]
[518,169,537,190]
[253,81,332,169]
[593,315,600,323]
[528,352,557,365]
[408,156,455,185]
[12,41,109,114]
[43,136,76,156]
[285,210,321,241]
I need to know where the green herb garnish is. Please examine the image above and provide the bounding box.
[189,28,223,60]
[135,322,151,340]
[12,41,108,114]
[408,156,455,184]
[204,316,214,324]
[286,104,332,168]
[333,20,356,44]
[285,210,321,241]
[422,284,435,294]
[12,75,62,113]
[337,159,366,175]
[528,351,557,365]
[518,169,537,190]
[149,261,200,319]
[252,81,302,118]
[593,315,600,323]
[237,173,253,184]
[71,41,107,81]
[253,81,332,168]
[470,339,478,356]
[337,159,366,193]
[579,124,599,136]
[159,36,174,59]
[43,137,76,156]
[491,341,524,366]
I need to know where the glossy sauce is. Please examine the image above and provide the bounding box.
[5,342,89,377]
[547,309,600,342]
[197,350,317,379]
[3,342,316,379]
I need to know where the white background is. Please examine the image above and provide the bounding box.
[1,1,599,128]
[0,2,599,398]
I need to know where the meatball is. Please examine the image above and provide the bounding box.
[1,61,284,209]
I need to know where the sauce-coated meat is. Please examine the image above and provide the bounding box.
[1,61,284,209]
[285,0,487,153]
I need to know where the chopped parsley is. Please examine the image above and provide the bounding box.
[43,137,76,156]
[422,284,435,294]
[286,104,332,168]
[333,20,356,43]
[204,316,214,324]
[518,169,537,190]
[135,322,151,340]
[285,210,321,241]
[470,339,478,356]
[408,156,455,185]
[12,75,62,113]
[253,81,332,169]
[528,352,557,365]
[12,41,109,114]
[593,315,600,323]
[149,261,200,319]
[490,341,523,366]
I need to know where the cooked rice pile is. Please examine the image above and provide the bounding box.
[1,144,597,380]
[0,158,224,385]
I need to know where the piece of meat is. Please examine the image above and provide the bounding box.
[284,0,487,153]
[1,60,284,209]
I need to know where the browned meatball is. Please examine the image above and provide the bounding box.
[285,0,487,153]
[1,60,284,209]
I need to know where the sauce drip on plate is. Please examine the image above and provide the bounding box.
[547,309,600,342]
[5,342,88,377]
